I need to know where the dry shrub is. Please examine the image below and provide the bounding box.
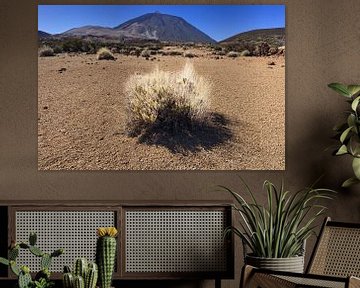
[125,62,211,136]
[227,51,239,58]
[39,46,55,57]
[240,50,251,56]
[96,47,115,60]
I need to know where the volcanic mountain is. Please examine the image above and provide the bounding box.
[38,30,52,38]
[220,28,285,47]
[60,12,216,43]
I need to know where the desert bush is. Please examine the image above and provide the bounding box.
[240,50,251,56]
[141,49,151,58]
[125,62,211,135]
[97,47,115,60]
[53,46,63,54]
[227,51,239,58]
[39,46,55,57]
[183,52,196,58]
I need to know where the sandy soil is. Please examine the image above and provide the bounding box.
[38,50,285,170]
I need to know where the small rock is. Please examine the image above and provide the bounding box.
[267,61,276,66]
[43,106,48,110]
[58,67,66,72]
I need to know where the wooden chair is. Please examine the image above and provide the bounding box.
[241,217,360,288]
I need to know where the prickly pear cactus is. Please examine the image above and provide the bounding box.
[41,253,52,270]
[96,227,118,288]
[0,232,63,288]
[18,266,32,288]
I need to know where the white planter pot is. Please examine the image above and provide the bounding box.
[245,254,305,273]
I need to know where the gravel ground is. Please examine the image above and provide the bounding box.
[38,51,285,170]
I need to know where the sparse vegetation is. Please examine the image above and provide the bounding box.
[39,46,55,57]
[240,50,251,56]
[96,47,115,60]
[125,62,211,136]
[227,51,239,58]
[184,52,196,58]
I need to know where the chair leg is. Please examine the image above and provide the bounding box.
[349,276,360,288]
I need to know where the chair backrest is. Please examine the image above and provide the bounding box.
[307,217,360,277]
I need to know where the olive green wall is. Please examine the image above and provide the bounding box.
[1,0,360,287]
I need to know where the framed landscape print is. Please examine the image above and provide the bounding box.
[38,4,285,170]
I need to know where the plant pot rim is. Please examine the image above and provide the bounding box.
[245,253,304,260]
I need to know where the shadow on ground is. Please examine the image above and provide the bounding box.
[131,112,233,154]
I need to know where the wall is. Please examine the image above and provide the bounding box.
[1,0,360,287]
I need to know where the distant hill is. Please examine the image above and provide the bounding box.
[60,12,216,44]
[220,28,285,47]
[38,30,52,38]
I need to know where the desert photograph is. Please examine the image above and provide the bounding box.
[38,5,285,170]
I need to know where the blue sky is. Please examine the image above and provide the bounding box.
[38,5,285,41]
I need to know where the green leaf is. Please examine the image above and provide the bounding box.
[328,83,351,97]
[342,177,360,188]
[347,114,356,128]
[347,85,360,97]
[336,145,348,155]
[352,96,360,111]
[352,157,360,179]
[0,257,9,266]
[340,126,353,143]
[348,135,360,157]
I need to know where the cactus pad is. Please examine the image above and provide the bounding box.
[18,271,32,288]
[40,253,52,269]
[29,245,44,257]
[29,233,37,246]
[10,260,20,276]
[8,247,19,260]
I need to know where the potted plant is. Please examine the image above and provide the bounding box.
[328,83,360,187]
[0,232,63,288]
[221,179,334,273]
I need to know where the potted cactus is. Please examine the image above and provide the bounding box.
[0,232,63,288]
[62,258,98,288]
[96,227,118,288]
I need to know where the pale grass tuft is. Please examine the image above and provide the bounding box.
[125,62,211,135]
[96,47,115,60]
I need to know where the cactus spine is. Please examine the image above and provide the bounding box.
[96,227,118,288]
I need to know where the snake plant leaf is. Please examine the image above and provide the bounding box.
[342,177,360,188]
[352,157,360,179]
[336,144,348,155]
[351,96,360,111]
[340,126,353,143]
[347,85,360,97]
[328,83,351,97]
